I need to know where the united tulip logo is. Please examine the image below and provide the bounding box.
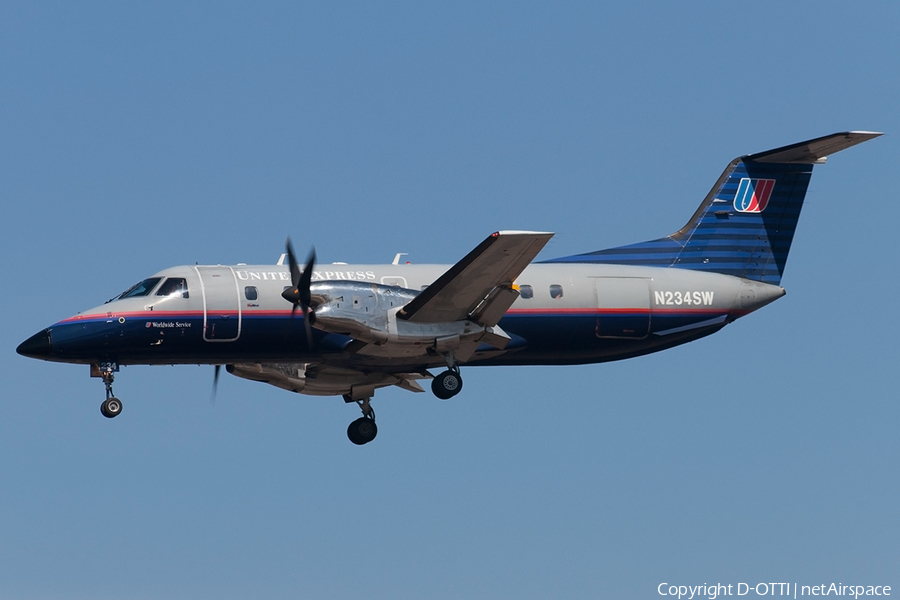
[734,178,775,213]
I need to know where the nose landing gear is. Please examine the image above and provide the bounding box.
[101,396,122,418]
[95,365,123,419]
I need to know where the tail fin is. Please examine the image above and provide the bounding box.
[548,132,882,285]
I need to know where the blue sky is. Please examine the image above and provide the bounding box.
[2,2,898,598]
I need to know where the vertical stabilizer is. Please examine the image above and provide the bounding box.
[547,132,882,285]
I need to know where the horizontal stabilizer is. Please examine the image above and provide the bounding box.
[747,131,882,164]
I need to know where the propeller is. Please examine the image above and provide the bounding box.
[281,237,317,348]
[210,364,221,406]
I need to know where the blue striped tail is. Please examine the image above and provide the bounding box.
[546,132,882,285]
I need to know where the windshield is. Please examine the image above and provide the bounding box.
[156,277,189,299]
[109,277,162,302]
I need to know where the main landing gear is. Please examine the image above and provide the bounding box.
[432,370,462,399]
[98,368,123,419]
[345,395,377,445]
[431,352,463,400]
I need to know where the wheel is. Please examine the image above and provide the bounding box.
[431,370,462,399]
[100,397,122,419]
[347,417,377,445]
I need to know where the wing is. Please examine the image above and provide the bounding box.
[397,230,554,326]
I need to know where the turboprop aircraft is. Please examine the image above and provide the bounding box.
[17,131,881,444]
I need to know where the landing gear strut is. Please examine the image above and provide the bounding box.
[98,368,123,418]
[432,352,463,400]
[345,395,377,445]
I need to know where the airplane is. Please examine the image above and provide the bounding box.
[17,131,881,445]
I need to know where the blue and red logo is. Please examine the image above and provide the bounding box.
[733,178,775,213]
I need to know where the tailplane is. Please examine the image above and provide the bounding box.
[548,132,882,285]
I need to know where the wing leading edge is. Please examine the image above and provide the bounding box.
[398,230,554,326]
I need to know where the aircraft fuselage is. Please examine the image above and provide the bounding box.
[24,261,783,370]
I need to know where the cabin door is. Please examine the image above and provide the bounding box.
[594,278,650,338]
[195,266,242,342]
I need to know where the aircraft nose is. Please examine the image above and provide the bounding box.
[17,329,52,358]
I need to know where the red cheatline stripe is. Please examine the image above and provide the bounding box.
[59,307,741,324]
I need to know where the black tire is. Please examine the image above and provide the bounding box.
[431,370,462,400]
[101,397,122,419]
[347,417,377,445]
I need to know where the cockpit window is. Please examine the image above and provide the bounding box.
[156,277,189,298]
[115,277,162,300]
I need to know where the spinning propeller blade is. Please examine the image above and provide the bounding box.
[210,364,221,406]
[281,238,317,348]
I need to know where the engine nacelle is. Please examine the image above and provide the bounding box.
[309,281,415,343]
[308,281,509,357]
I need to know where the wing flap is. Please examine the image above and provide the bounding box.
[398,231,553,324]
[468,286,520,326]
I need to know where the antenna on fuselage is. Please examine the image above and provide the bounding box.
[277,253,287,266]
[392,253,408,265]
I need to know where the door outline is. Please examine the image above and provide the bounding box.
[194,266,242,342]
[593,277,651,339]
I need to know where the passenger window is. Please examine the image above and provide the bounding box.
[519,284,533,299]
[244,286,258,301]
[156,277,189,299]
[549,284,563,299]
